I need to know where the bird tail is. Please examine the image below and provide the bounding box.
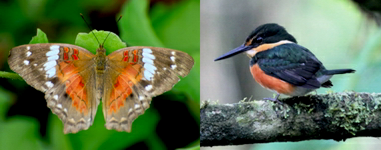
[323,69,355,75]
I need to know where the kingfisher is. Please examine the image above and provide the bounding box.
[215,23,355,103]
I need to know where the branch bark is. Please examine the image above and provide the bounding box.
[200,92,381,146]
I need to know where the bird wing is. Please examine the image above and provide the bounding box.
[252,43,323,88]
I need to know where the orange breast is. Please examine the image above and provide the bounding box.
[250,64,295,95]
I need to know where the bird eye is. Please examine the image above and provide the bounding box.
[255,37,263,43]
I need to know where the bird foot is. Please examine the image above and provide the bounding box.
[263,97,283,104]
[263,93,283,104]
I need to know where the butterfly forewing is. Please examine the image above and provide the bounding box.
[8,44,100,133]
[103,46,194,132]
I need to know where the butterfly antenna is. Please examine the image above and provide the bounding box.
[102,15,123,46]
[80,13,101,46]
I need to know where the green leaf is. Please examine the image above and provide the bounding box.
[0,117,43,150]
[29,28,49,44]
[48,114,73,150]
[119,0,164,47]
[75,30,127,55]
[0,71,23,80]
[0,87,42,150]
[0,87,14,121]
[17,0,47,20]
[145,132,166,150]
[151,0,200,53]
[44,0,83,26]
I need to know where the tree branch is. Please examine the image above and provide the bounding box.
[200,92,381,146]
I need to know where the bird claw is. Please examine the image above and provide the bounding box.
[263,97,283,104]
[263,93,283,104]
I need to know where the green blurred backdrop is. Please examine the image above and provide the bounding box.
[201,0,381,150]
[0,0,200,150]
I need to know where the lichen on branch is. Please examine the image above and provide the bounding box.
[200,92,381,146]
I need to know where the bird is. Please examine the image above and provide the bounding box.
[215,23,355,103]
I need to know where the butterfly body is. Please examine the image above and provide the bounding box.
[8,43,193,133]
[95,47,107,72]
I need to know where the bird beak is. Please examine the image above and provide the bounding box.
[214,44,253,61]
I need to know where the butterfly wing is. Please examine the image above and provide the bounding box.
[103,46,194,132]
[8,44,99,133]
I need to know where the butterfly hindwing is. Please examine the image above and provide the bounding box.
[8,44,100,133]
[103,46,194,132]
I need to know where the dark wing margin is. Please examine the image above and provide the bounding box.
[254,43,322,88]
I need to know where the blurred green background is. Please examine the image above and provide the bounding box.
[201,0,381,150]
[0,0,200,150]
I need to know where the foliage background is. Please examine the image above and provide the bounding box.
[0,0,200,149]
[201,0,381,150]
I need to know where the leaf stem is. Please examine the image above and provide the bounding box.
[0,71,23,80]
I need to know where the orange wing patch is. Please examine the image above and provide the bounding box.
[250,64,295,95]
[63,47,69,61]
[72,48,79,60]
[132,49,138,64]
[123,51,129,62]
[108,64,143,113]
[56,61,89,114]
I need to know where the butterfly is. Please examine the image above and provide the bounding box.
[8,37,194,134]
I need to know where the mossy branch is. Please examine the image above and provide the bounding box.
[0,71,23,80]
[200,92,381,147]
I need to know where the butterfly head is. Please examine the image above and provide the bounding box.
[96,44,106,54]
[80,13,120,55]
